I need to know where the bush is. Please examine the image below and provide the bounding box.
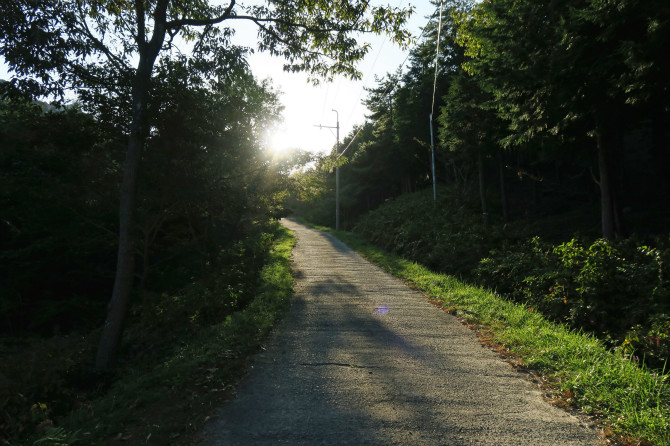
[0,101,122,336]
[353,189,525,276]
[123,226,278,363]
[0,224,282,446]
[474,236,670,370]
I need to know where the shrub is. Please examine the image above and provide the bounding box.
[0,224,282,445]
[353,189,523,276]
[475,236,670,370]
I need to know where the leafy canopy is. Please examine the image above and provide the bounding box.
[0,0,414,102]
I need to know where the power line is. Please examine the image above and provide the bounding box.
[431,0,444,119]
[337,5,441,160]
[430,0,445,202]
[345,35,388,132]
[343,0,400,132]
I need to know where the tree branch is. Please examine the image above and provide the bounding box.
[192,24,213,55]
[134,0,146,50]
[166,2,371,36]
[166,0,236,29]
[69,63,125,92]
[74,2,129,73]
[252,19,330,59]
[166,25,181,50]
[227,15,371,34]
[146,0,171,61]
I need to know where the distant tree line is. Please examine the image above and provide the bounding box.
[295,0,670,240]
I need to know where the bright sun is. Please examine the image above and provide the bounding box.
[267,129,293,155]
[263,100,338,155]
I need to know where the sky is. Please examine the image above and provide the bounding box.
[0,1,438,154]
[240,1,438,154]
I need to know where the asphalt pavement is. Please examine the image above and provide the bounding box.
[198,219,601,445]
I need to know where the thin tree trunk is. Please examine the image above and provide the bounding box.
[498,151,508,222]
[95,100,145,371]
[478,152,488,226]
[95,12,167,370]
[596,123,622,240]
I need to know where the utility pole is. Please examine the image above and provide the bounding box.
[334,109,340,231]
[430,113,436,203]
[316,109,340,230]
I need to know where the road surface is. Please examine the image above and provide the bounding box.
[199,219,600,445]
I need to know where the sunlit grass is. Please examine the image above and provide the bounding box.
[315,223,670,446]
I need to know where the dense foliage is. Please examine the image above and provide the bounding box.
[0,58,285,334]
[352,187,670,372]
[0,55,293,443]
[0,100,122,335]
[475,237,670,370]
[289,0,670,371]
[352,189,515,275]
[293,0,670,236]
[0,222,292,445]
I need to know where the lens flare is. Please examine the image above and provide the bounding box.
[374,305,389,315]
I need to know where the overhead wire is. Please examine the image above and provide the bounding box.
[430,0,444,202]
[431,0,444,119]
[342,0,399,133]
[336,4,441,160]
[344,35,388,132]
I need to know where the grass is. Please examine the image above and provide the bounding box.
[304,220,670,446]
[28,223,295,446]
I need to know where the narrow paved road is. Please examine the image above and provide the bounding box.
[199,219,600,445]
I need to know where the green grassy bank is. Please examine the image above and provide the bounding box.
[308,222,669,446]
[25,223,295,446]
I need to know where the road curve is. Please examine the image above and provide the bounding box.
[199,219,601,445]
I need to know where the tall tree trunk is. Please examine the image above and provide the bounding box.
[497,151,508,222]
[651,106,670,196]
[478,152,488,226]
[596,121,623,240]
[95,92,146,371]
[95,14,167,371]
